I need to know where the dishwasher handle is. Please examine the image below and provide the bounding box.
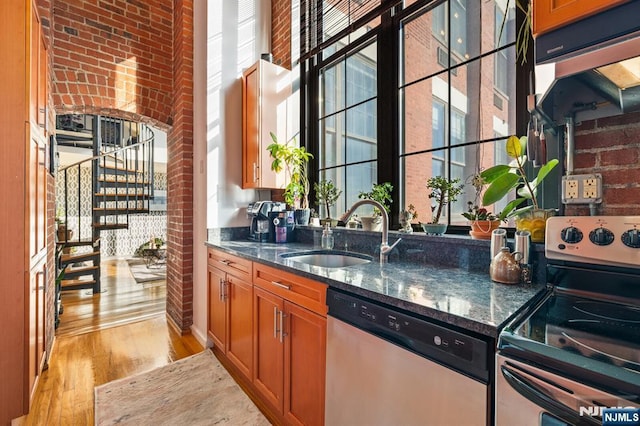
[501,364,600,426]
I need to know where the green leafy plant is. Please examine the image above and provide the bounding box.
[481,135,559,220]
[461,203,498,221]
[426,176,464,224]
[498,0,532,65]
[266,132,314,209]
[358,182,393,216]
[314,179,342,220]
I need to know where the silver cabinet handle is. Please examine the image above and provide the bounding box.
[219,278,226,301]
[273,306,279,338]
[279,310,287,343]
[271,280,291,290]
[218,259,231,265]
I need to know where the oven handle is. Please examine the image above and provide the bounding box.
[500,365,601,426]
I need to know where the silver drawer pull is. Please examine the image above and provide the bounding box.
[271,281,291,290]
[218,259,231,265]
[279,310,287,343]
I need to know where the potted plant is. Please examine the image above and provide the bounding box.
[399,204,418,233]
[314,179,342,226]
[461,174,501,240]
[462,203,501,239]
[480,135,559,242]
[266,132,314,225]
[357,182,393,231]
[420,176,464,235]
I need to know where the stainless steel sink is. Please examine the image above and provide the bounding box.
[280,250,372,268]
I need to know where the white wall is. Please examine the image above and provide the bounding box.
[192,0,271,343]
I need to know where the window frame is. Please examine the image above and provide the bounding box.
[301,0,532,231]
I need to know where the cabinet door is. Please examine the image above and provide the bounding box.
[533,0,628,36]
[207,265,227,352]
[242,65,260,188]
[226,273,253,379]
[283,301,326,426]
[253,287,284,412]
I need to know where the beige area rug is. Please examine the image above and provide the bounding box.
[95,350,270,425]
[126,257,166,283]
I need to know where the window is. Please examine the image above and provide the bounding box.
[304,0,523,228]
[318,41,378,217]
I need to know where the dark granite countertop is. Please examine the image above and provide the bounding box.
[205,239,548,339]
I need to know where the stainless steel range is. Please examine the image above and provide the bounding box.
[496,216,640,426]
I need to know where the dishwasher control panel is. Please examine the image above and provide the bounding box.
[327,288,489,383]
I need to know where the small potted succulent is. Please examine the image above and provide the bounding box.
[461,174,501,239]
[357,182,393,231]
[314,179,342,227]
[420,176,464,235]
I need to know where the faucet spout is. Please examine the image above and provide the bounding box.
[340,199,400,263]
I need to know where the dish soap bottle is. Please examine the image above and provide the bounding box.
[321,223,334,250]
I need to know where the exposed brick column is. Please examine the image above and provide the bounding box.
[166,0,194,333]
[272,0,291,69]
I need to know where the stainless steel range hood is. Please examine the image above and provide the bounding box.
[535,1,640,117]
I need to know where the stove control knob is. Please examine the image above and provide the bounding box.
[622,229,640,248]
[589,227,614,246]
[561,226,583,244]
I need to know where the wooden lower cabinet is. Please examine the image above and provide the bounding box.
[207,265,227,351]
[283,301,326,426]
[207,248,328,425]
[207,250,254,379]
[253,288,326,426]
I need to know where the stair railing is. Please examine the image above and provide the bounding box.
[56,118,155,247]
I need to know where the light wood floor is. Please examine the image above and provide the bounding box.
[16,258,203,426]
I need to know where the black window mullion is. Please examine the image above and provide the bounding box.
[378,8,398,226]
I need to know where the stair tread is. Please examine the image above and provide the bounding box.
[60,251,100,264]
[60,279,96,288]
[98,177,150,184]
[64,265,99,273]
[95,192,150,197]
[94,223,129,230]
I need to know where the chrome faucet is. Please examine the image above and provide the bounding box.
[339,199,402,264]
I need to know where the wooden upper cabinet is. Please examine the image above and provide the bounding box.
[241,60,293,189]
[533,0,629,37]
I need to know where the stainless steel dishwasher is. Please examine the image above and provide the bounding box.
[325,288,490,426]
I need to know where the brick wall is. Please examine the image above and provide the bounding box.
[166,0,194,333]
[51,0,173,127]
[47,0,195,332]
[565,111,640,216]
[272,0,291,69]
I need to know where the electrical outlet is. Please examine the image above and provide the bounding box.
[583,177,600,199]
[565,179,579,199]
[562,174,603,204]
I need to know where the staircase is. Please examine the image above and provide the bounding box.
[55,115,155,297]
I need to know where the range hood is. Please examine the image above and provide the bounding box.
[535,1,640,117]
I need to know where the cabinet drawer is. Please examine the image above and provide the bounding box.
[254,263,327,316]
[207,248,252,281]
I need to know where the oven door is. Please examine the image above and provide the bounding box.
[495,355,627,426]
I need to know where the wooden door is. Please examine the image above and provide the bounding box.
[253,287,284,413]
[283,301,326,426]
[225,273,253,379]
[533,0,628,36]
[207,265,227,352]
